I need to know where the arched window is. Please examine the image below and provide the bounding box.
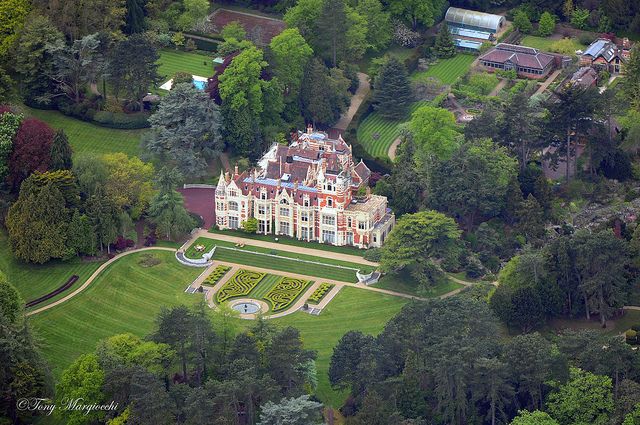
[327,198,333,207]
[280,198,288,205]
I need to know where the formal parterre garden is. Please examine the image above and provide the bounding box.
[263,277,312,311]
[216,269,266,303]
[202,265,231,286]
[307,283,335,304]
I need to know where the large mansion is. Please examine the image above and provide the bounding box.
[214,128,395,248]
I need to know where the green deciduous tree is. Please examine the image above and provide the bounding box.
[434,21,456,58]
[269,28,313,97]
[409,105,461,163]
[546,367,614,425]
[0,109,22,183]
[355,0,391,51]
[571,8,590,29]
[102,152,155,219]
[538,11,556,36]
[372,57,413,120]
[50,129,73,170]
[55,354,106,425]
[510,410,559,425]
[143,83,222,177]
[0,0,30,58]
[386,0,447,29]
[379,210,461,272]
[176,0,210,31]
[300,58,350,127]
[430,139,518,230]
[514,10,533,33]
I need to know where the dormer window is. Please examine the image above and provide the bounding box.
[260,192,267,200]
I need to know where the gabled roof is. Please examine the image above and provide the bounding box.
[479,43,555,70]
[583,39,618,61]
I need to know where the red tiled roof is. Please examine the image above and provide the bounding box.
[479,44,554,70]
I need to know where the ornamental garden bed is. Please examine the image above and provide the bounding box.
[216,269,266,303]
[202,265,231,286]
[307,283,335,305]
[263,277,312,312]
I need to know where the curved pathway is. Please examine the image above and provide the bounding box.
[26,247,176,317]
[388,138,401,161]
[332,73,370,132]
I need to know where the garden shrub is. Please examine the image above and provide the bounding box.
[307,283,334,304]
[578,33,596,46]
[217,269,266,303]
[626,329,637,343]
[263,277,312,311]
[93,111,150,129]
[203,265,231,286]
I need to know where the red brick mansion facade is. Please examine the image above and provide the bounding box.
[214,128,395,248]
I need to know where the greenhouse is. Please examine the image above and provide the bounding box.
[445,7,506,34]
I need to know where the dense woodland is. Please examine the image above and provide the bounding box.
[2,0,640,423]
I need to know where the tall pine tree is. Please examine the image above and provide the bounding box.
[372,57,413,120]
[434,21,456,58]
[50,129,73,170]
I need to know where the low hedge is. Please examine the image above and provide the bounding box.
[93,111,151,129]
[307,283,334,304]
[203,265,231,286]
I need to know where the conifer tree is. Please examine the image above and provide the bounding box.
[50,129,73,170]
[623,45,640,111]
[372,57,413,120]
[434,21,456,58]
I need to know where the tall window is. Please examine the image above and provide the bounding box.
[322,215,335,226]
[229,201,238,211]
[327,198,333,207]
[358,220,366,230]
[258,205,266,215]
[322,230,335,244]
[260,191,267,200]
[279,222,290,235]
[229,217,239,229]
[301,212,309,222]
[280,207,289,217]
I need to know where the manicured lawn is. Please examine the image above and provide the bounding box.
[185,237,218,259]
[29,250,408,408]
[212,247,360,283]
[247,274,283,300]
[29,251,202,378]
[209,227,366,257]
[356,101,429,159]
[372,268,464,297]
[189,237,371,272]
[157,49,216,81]
[23,106,145,157]
[273,286,408,406]
[411,54,476,85]
[0,231,105,309]
[520,35,583,52]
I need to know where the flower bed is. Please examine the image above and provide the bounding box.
[263,277,312,312]
[307,283,335,305]
[203,265,231,286]
[216,269,266,303]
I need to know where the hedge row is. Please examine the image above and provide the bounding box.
[216,269,265,303]
[93,111,151,129]
[263,277,312,312]
[203,265,231,286]
[306,283,334,305]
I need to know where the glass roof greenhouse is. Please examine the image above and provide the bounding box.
[445,7,506,33]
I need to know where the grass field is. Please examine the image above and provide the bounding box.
[29,251,202,378]
[188,237,370,271]
[29,250,408,408]
[356,101,429,159]
[0,231,105,309]
[411,54,476,85]
[373,268,463,297]
[212,247,360,283]
[208,228,366,256]
[157,49,215,82]
[520,35,583,52]
[22,106,145,157]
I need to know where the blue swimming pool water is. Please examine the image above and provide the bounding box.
[193,79,207,90]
